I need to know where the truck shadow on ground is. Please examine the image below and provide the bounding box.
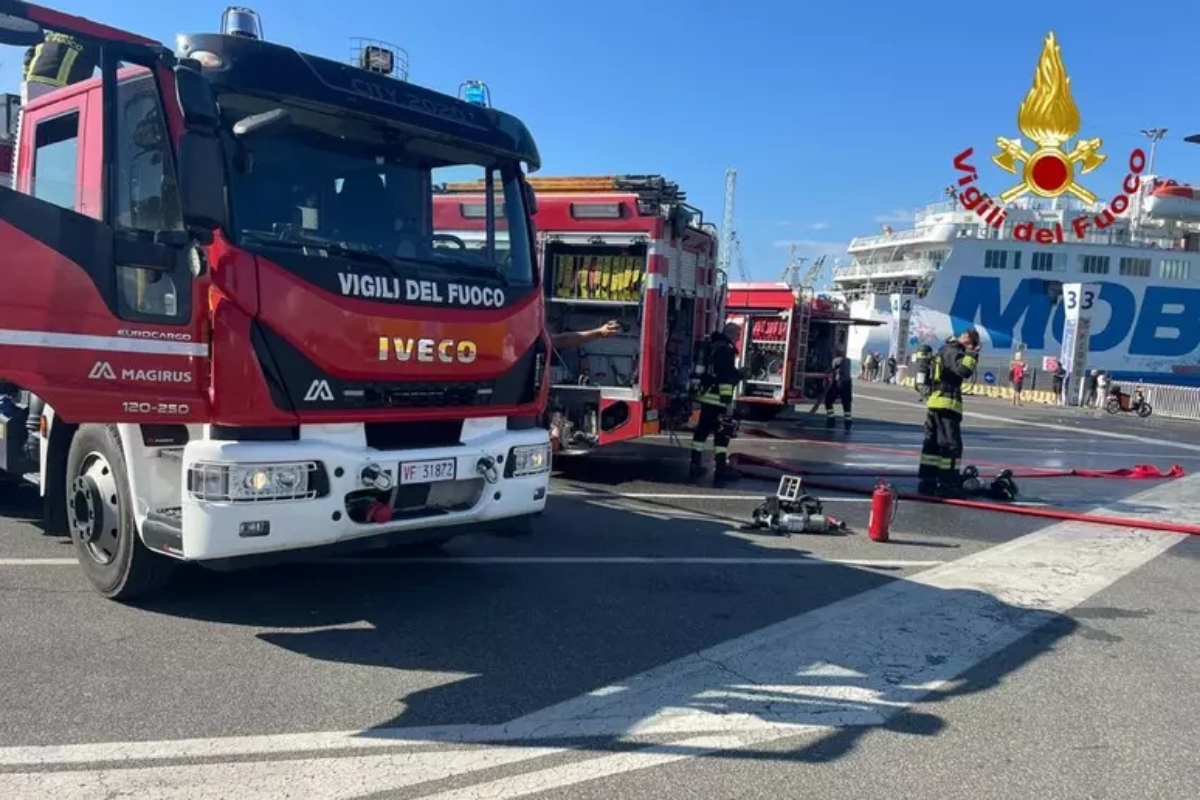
[0,480,43,523]
[139,491,1077,770]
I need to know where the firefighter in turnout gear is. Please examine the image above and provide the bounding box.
[690,322,743,485]
[917,329,981,495]
[823,348,853,431]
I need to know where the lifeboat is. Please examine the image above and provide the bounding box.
[1144,178,1200,221]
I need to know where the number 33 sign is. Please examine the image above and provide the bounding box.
[1064,285,1096,312]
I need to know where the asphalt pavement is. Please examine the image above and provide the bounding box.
[1,385,1198,799]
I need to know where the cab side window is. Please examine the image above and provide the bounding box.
[113,70,187,323]
[31,112,80,211]
[114,74,182,232]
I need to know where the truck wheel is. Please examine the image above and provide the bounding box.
[65,425,176,601]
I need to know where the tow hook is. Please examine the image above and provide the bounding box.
[476,456,499,484]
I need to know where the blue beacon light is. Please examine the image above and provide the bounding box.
[460,80,491,107]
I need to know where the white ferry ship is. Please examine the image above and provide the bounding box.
[832,176,1200,385]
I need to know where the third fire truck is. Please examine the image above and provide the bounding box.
[725,282,880,420]
[434,175,722,453]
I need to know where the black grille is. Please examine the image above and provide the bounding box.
[365,420,462,450]
[356,381,495,409]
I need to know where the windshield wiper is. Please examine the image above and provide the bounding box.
[239,229,318,252]
[425,250,510,287]
[240,229,405,274]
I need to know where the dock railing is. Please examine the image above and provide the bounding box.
[882,359,1200,421]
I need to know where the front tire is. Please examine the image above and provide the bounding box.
[1137,403,1153,418]
[1104,398,1120,415]
[65,424,176,601]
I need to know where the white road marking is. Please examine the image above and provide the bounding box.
[0,556,941,568]
[0,475,1189,799]
[966,447,1200,460]
[553,490,871,502]
[857,392,1200,453]
[321,557,945,568]
[0,744,569,800]
[413,734,775,800]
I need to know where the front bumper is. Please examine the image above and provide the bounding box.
[178,423,550,561]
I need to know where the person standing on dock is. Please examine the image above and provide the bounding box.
[690,322,743,485]
[917,329,981,495]
[824,348,854,432]
[1009,357,1026,406]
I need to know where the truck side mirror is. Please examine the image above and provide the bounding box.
[174,62,219,131]
[176,131,227,235]
[0,14,43,47]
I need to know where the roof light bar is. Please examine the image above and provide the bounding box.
[570,203,623,219]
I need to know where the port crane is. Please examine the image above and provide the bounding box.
[718,168,749,282]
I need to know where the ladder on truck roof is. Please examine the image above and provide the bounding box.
[439,174,686,202]
[792,287,813,398]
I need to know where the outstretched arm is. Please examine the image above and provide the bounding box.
[550,320,622,350]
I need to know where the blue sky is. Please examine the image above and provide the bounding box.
[7,1,1200,285]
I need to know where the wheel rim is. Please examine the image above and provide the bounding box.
[70,451,121,566]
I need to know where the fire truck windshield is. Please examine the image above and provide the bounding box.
[219,94,534,289]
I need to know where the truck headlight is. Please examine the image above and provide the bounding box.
[506,444,551,477]
[187,461,320,502]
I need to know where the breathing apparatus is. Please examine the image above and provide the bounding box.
[750,475,845,535]
[958,465,1020,501]
[913,344,934,393]
[689,336,711,396]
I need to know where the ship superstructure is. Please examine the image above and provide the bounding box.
[832,178,1200,383]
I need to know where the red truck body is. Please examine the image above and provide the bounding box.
[0,3,552,599]
[435,175,721,453]
[725,282,867,419]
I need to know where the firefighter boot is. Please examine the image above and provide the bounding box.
[713,453,740,485]
[825,412,836,430]
[843,415,853,433]
[688,450,707,481]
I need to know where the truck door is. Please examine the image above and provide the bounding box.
[0,5,209,424]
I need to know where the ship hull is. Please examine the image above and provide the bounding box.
[843,268,1200,386]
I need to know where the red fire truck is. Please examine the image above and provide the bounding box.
[0,4,552,599]
[725,282,877,420]
[434,175,721,454]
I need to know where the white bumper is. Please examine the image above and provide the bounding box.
[178,419,549,561]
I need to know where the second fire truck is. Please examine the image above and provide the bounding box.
[434,175,722,453]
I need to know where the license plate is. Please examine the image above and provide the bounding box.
[399,458,457,485]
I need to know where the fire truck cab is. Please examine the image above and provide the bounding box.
[725,282,876,420]
[434,175,721,454]
[0,4,551,600]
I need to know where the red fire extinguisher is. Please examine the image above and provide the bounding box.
[868,478,898,542]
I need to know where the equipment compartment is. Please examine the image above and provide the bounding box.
[740,314,788,401]
[546,292,641,453]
